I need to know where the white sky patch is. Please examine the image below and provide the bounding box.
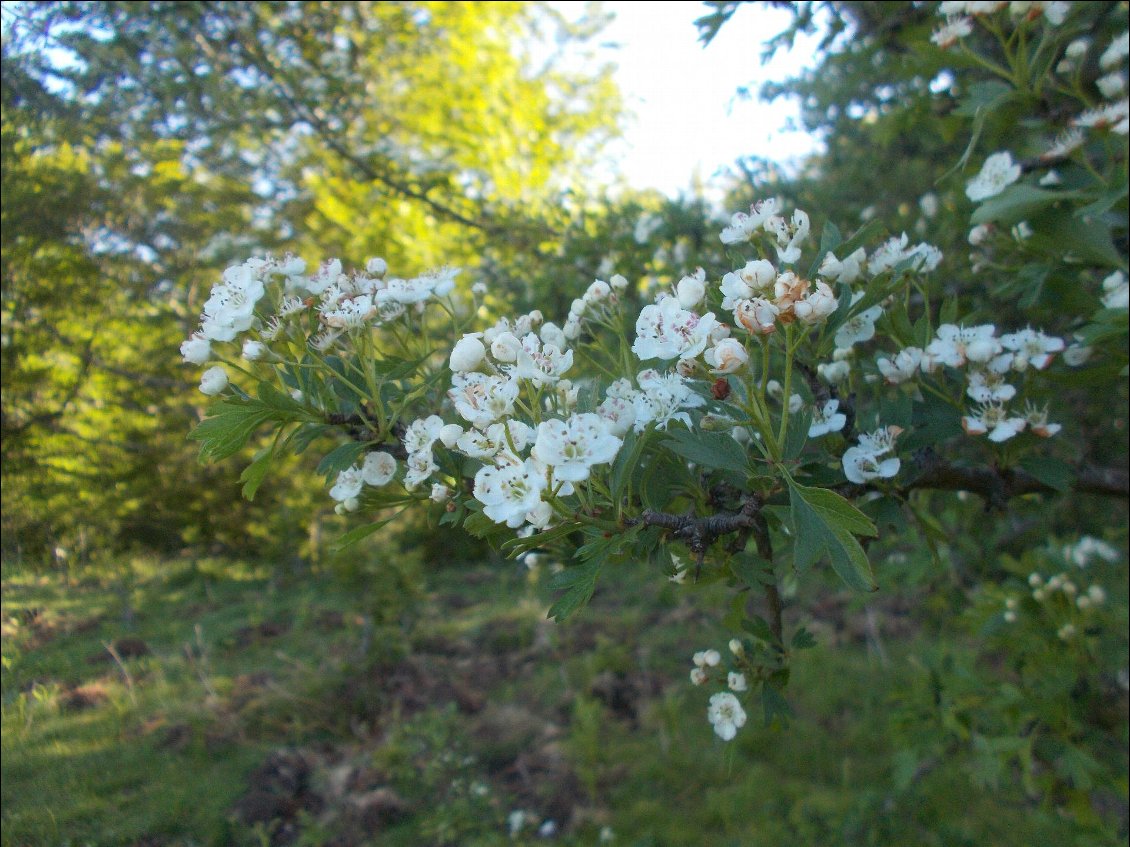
[551,0,824,199]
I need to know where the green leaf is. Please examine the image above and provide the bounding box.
[1018,455,1074,493]
[1026,209,1123,268]
[189,400,275,462]
[783,408,812,460]
[835,219,885,261]
[463,509,508,541]
[240,445,275,501]
[609,429,645,502]
[663,429,750,475]
[971,185,1080,226]
[257,382,317,419]
[316,442,370,479]
[501,521,582,558]
[787,478,877,591]
[761,682,793,728]
[546,558,602,622]
[791,626,817,650]
[806,219,842,279]
[333,515,398,552]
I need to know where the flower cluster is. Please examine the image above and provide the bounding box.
[688,643,750,741]
[933,2,1073,52]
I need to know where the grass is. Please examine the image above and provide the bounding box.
[2,551,1122,846]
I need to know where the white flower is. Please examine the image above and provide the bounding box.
[719,199,780,244]
[693,649,721,667]
[721,259,776,308]
[1100,30,1129,70]
[1074,98,1130,133]
[449,372,519,428]
[842,427,902,484]
[1101,270,1129,309]
[925,324,1000,369]
[707,692,747,741]
[539,322,568,351]
[834,298,883,349]
[403,451,438,491]
[455,420,533,461]
[1023,403,1061,437]
[430,483,452,503]
[449,334,486,372]
[966,369,1016,403]
[1098,72,1127,100]
[473,459,547,528]
[877,347,924,384]
[199,366,229,396]
[1063,341,1092,366]
[633,369,705,431]
[961,403,1027,442]
[966,152,1022,202]
[690,668,708,686]
[968,224,994,246]
[733,297,779,336]
[1000,327,1064,370]
[403,415,445,456]
[180,333,211,365]
[676,268,707,309]
[531,413,622,482]
[729,639,744,657]
[632,298,719,361]
[793,281,839,325]
[932,16,973,48]
[808,400,848,438]
[514,333,574,386]
[330,466,365,502]
[242,340,266,361]
[362,451,397,486]
[704,338,749,374]
[868,233,911,275]
[728,672,748,692]
[818,358,852,384]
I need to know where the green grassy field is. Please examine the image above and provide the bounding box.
[1,553,1119,846]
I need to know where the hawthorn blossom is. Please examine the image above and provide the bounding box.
[455,420,533,462]
[449,372,519,428]
[834,298,883,349]
[676,269,707,309]
[877,347,924,384]
[707,692,747,741]
[1100,30,1129,70]
[1024,403,1062,437]
[1102,270,1129,309]
[402,415,445,456]
[403,451,439,491]
[721,259,776,308]
[728,672,748,693]
[704,338,749,374]
[819,248,867,284]
[961,403,1028,441]
[514,333,574,386]
[842,427,901,484]
[180,333,211,365]
[966,152,1022,202]
[719,199,780,244]
[532,414,622,482]
[932,16,973,48]
[199,366,228,396]
[200,262,267,341]
[793,281,839,325]
[1098,72,1127,100]
[733,297,779,336]
[329,466,364,502]
[808,399,848,438]
[449,334,486,372]
[1000,327,1064,370]
[633,369,706,431]
[632,297,719,361]
[966,369,1017,403]
[362,451,397,486]
[1073,98,1130,134]
[473,460,547,527]
[924,324,1001,369]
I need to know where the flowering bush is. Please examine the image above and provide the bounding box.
[180,1,1126,745]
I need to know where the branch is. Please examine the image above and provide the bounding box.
[902,456,1129,505]
[628,496,764,555]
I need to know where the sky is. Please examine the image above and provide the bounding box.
[553,1,825,199]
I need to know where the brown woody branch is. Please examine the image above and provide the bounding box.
[628,495,764,556]
[901,456,1129,506]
